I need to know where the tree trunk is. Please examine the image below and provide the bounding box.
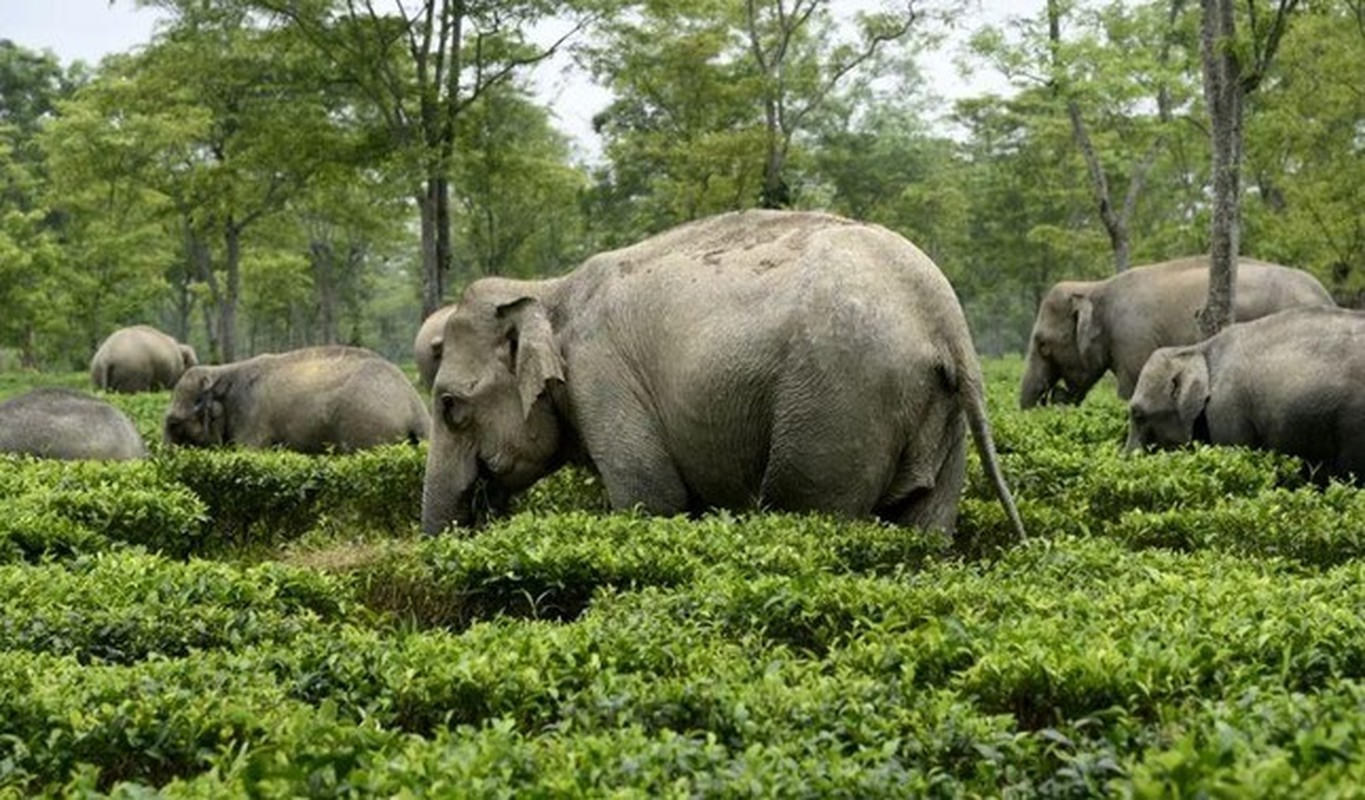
[419,176,452,320]
[311,240,339,345]
[221,223,242,361]
[1197,0,1242,338]
[19,326,38,370]
[190,232,221,363]
[436,174,453,300]
[760,101,790,209]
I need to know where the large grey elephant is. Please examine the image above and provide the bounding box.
[164,346,430,453]
[414,304,457,390]
[90,325,199,393]
[0,388,146,460]
[1125,307,1365,478]
[1019,256,1333,408]
[422,209,1025,540]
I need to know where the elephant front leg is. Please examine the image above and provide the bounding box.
[579,408,689,516]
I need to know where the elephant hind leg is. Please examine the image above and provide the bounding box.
[875,416,967,535]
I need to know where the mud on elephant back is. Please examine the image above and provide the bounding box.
[421,209,1026,542]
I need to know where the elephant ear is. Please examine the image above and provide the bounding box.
[187,370,228,443]
[1073,293,1105,373]
[179,345,199,369]
[496,297,565,419]
[1169,350,1212,438]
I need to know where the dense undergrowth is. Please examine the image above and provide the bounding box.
[2,359,1364,796]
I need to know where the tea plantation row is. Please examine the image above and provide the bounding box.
[3,361,1365,796]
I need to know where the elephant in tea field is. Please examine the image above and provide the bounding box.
[422,209,1026,540]
[90,325,199,393]
[0,388,146,460]
[1125,307,1365,478]
[1020,256,1333,408]
[164,345,430,453]
[415,303,458,390]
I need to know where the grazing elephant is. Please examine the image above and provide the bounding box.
[1125,307,1365,478]
[0,388,146,460]
[164,346,430,453]
[414,304,458,390]
[1019,256,1333,408]
[422,209,1025,540]
[90,325,199,393]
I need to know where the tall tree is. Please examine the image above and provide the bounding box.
[40,61,176,351]
[0,41,79,366]
[584,2,763,241]
[586,1,929,230]
[974,0,1198,273]
[1244,2,1365,303]
[102,6,352,360]
[240,0,598,319]
[742,0,922,208]
[1197,0,1300,336]
[450,81,589,282]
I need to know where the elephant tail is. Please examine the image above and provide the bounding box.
[960,364,1027,542]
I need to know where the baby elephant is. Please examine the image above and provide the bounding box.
[1126,307,1365,478]
[164,346,430,453]
[0,388,147,460]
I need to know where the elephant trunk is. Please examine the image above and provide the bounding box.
[1019,353,1056,409]
[422,434,480,535]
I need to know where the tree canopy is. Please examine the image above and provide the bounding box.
[0,0,1360,369]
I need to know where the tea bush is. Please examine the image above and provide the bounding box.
[3,357,1365,795]
[0,457,208,560]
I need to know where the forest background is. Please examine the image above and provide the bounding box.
[1,0,1362,370]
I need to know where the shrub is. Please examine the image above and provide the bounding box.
[0,457,208,558]
[1113,482,1365,566]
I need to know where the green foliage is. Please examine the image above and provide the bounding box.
[156,444,425,546]
[8,352,1365,795]
[353,511,949,630]
[1244,3,1365,305]
[0,551,349,664]
[0,457,208,560]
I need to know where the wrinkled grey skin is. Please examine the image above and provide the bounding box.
[0,388,146,460]
[1020,256,1334,408]
[414,304,457,390]
[1126,307,1365,478]
[90,325,199,393]
[423,209,1025,541]
[164,346,430,453]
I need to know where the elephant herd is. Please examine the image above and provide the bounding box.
[1020,255,1363,478]
[1,209,1360,541]
[2,341,429,461]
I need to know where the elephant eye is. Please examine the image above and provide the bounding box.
[439,393,472,430]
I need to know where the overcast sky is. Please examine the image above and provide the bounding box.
[5,0,1038,159]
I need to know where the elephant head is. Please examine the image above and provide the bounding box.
[163,366,227,446]
[422,293,565,534]
[415,304,457,390]
[1019,282,1109,408]
[1124,346,1211,452]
